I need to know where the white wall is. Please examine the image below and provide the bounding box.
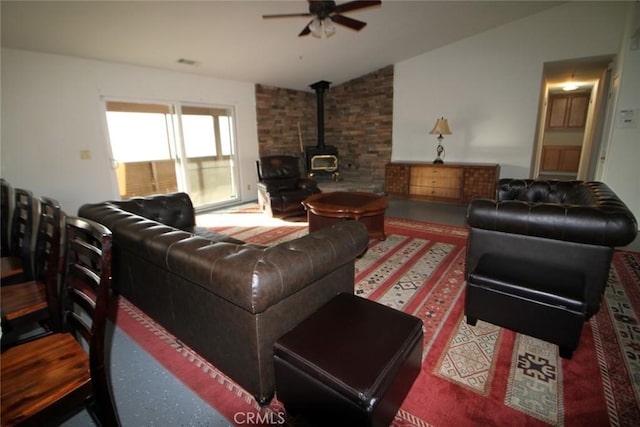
[393,1,628,180]
[601,1,640,224]
[1,48,259,214]
[2,1,637,223]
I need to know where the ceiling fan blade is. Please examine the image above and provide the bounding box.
[330,14,367,31]
[262,13,313,19]
[298,21,313,37]
[334,0,381,14]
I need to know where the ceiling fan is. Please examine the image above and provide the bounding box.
[262,0,382,37]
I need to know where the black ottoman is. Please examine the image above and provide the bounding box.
[466,253,586,359]
[274,293,423,427]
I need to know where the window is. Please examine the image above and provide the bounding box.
[105,101,238,208]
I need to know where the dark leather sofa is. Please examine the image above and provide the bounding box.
[465,179,637,358]
[78,192,370,403]
[256,155,320,217]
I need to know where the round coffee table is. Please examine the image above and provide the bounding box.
[302,191,389,240]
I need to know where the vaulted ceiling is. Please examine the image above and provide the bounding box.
[1,1,567,91]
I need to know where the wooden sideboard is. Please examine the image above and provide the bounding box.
[385,162,500,204]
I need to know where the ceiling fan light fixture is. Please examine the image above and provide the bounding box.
[263,0,381,37]
[324,19,336,37]
[309,18,323,38]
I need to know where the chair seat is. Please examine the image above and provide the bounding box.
[466,253,587,358]
[1,333,91,425]
[1,256,24,281]
[1,281,47,321]
[470,253,586,312]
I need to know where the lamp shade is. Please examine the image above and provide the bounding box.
[430,117,452,136]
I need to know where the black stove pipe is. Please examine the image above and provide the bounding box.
[310,80,331,149]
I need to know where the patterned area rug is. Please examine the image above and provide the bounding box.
[112,217,640,426]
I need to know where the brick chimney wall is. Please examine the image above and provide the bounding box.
[255,65,393,188]
[327,65,393,187]
[255,85,316,157]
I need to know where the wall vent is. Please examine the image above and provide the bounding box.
[177,58,199,66]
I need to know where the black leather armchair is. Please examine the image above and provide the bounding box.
[256,155,320,218]
[465,179,637,358]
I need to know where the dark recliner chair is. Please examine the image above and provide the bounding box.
[256,155,320,218]
[465,179,637,358]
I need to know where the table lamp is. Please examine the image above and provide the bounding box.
[430,117,452,164]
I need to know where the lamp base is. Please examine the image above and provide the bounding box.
[433,141,445,164]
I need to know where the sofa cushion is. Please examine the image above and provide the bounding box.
[470,253,586,311]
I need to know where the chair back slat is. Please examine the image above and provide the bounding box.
[61,216,117,425]
[1,179,13,256]
[9,188,39,280]
[33,197,62,279]
[35,197,64,331]
[66,265,99,344]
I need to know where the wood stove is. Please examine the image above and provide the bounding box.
[306,80,339,180]
[310,153,338,173]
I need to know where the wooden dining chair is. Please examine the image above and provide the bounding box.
[1,197,63,348]
[1,178,13,256]
[1,216,120,426]
[1,188,39,284]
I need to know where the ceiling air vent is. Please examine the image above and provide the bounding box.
[177,58,199,66]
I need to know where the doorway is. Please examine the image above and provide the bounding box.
[532,56,614,181]
[104,100,239,209]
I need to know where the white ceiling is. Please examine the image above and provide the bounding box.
[545,55,614,93]
[2,1,570,92]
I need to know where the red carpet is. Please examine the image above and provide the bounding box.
[112,218,640,426]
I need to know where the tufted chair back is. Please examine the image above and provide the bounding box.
[257,155,304,189]
[112,192,196,229]
[496,179,622,206]
[481,179,637,247]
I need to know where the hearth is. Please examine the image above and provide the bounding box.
[306,80,339,180]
